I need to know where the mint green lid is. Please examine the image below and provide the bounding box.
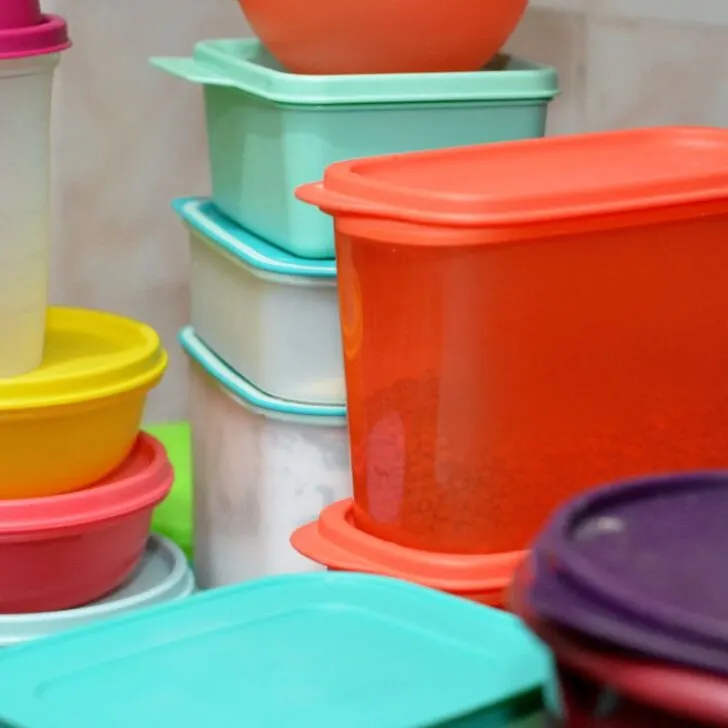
[151,39,559,106]
[0,536,194,647]
[0,573,547,728]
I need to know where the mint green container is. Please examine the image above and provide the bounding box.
[151,40,559,259]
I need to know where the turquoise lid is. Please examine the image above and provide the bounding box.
[151,39,559,107]
[0,573,547,728]
[172,197,336,278]
[0,535,194,647]
[180,326,347,419]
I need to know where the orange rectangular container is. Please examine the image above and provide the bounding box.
[298,127,728,555]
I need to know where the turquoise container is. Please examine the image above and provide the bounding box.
[0,573,547,728]
[151,40,559,259]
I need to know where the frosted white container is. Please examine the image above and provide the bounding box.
[0,53,59,376]
[174,197,344,405]
[180,326,352,589]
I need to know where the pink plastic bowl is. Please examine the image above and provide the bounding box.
[0,433,173,614]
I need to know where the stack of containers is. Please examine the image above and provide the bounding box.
[0,0,193,643]
[513,472,728,726]
[292,126,728,608]
[150,37,558,591]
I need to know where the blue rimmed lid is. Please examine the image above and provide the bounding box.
[180,326,346,419]
[0,573,547,728]
[173,197,336,279]
[0,535,194,647]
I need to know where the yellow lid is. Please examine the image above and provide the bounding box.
[0,308,168,410]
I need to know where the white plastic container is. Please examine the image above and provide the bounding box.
[174,197,344,405]
[180,326,352,589]
[0,7,70,376]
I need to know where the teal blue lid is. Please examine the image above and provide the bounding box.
[151,39,559,106]
[0,536,194,648]
[172,197,336,278]
[179,326,346,419]
[0,573,548,728]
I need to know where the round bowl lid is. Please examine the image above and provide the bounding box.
[535,472,728,657]
[0,535,194,646]
[0,433,173,534]
[292,498,525,594]
[511,564,728,727]
[0,1,70,59]
[0,308,167,412]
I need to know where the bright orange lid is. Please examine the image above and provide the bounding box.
[291,499,525,594]
[297,127,728,228]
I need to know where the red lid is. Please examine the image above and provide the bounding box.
[297,127,728,229]
[0,1,70,59]
[0,433,172,536]
[291,499,525,594]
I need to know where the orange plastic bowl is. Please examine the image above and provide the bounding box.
[237,0,528,75]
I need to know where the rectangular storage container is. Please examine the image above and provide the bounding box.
[152,41,559,258]
[0,572,548,728]
[298,126,728,556]
[180,327,351,588]
[174,197,344,405]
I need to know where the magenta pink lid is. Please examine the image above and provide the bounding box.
[0,0,70,59]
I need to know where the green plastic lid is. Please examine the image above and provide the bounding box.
[151,39,559,106]
[0,573,547,728]
[0,535,193,647]
[145,422,193,559]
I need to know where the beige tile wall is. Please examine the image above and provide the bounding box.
[42,0,728,420]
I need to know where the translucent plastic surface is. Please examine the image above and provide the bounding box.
[337,213,728,554]
[0,54,57,376]
[188,361,351,588]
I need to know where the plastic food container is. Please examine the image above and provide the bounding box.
[0,573,548,728]
[0,535,193,647]
[0,307,167,498]
[293,499,524,608]
[526,472,728,677]
[151,40,558,258]
[180,327,351,589]
[0,1,70,376]
[299,126,728,555]
[238,0,527,75]
[512,567,728,727]
[174,197,343,405]
[145,421,193,559]
[0,432,173,613]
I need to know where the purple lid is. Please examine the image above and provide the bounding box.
[0,1,70,59]
[526,549,728,675]
[529,471,728,670]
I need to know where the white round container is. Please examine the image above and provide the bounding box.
[0,53,59,376]
[174,197,345,405]
[180,326,352,589]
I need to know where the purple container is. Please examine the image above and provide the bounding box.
[529,471,728,675]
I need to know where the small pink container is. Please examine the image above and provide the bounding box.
[0,433,173,614]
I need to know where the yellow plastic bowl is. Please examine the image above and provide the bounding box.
[0,308,168,499]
